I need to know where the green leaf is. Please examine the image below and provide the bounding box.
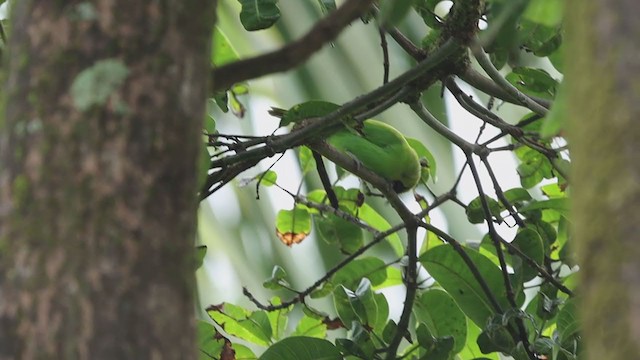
[466,195,503,224]
[333,286,358,329]
[518,20,562,57]
[259,170,277,187]
[275,207,312,246]
[477,323,516,354]
[457,321,499,360]
[515,146,554,188]
[298,146,316,174]
[511,228,544,282]
[197,321,224,359]
[71,58,129,112]
[406,137,437,183]
[503,188,532,207]
[506,67,558,99]
[556,299,579,346]
[204,113,216,134]
[414,0,445,28]
[331,257,388,290]
[195,245,207,270]
[267,297,289,341]
[238,0,281,31]
[263,265,289,290]
[520,198,570,217]
[413,289,468,353]
[541,83,566,138]
[353,278,388,331]
[207,303,272,346]
[378,0,413,26]
[259,337,342,360]
[523,0,563,27]
[358,203,404,256]
[292,315,327,338]
[212,27,240,66]
[315,213,364,254]
[420,245,523,327]
[279,100,340,127]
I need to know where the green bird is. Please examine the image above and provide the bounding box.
[323,119,421,193]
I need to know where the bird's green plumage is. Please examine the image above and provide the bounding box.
[326,120,421,192]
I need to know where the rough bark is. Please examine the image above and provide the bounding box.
[567,0,640,358]
[0,1,214,358]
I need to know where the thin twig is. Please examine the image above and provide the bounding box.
[211,0,375,91]
[470,36,549,116]
[379,27,390,84]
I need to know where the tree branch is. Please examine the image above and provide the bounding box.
[211,0,375,92]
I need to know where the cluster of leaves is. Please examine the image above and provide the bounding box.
[198,0,577,359]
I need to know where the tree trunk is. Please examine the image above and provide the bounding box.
[0,1,214,358]
[567,0,640,358]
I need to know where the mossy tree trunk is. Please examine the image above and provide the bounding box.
[0,1,214,358]
[567,0,640,358]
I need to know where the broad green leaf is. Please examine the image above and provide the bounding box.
[378,0,413,26]
[382,320,398,344]
[520,198,570,217]
[260,170,277,187]
[298,146,316,174]
[372,266,403,290]
[263,266,289,290]
[414,0,445,28]
[331,257,388,290]
[511,228,544,282]
[197,321,224,359]
[204,114,216,134]
[358,203,404,256]
[466,195,503,224]
[195,245,207,270]
[266,297,289,341]
[549,43,564,72]
[541,83,566,138]
[523,0,563,27]
[506,67,558,99]
[406,137,437,183]
[515,146,554,188]
[259,337,341,360]
[234,344,258,359]
[333,286,358,329]
[556,299,579,346]
[212,27,239,66]
[308,188,401,254]
[292,315,327,338]
[420,245,523,327]
[239,0,281,31]
[315,213,363,254]
[352,278,388,331]
[457,321,500,360]
[477,323,516,355]
[413,289,468,353]
[275,207,312,246]
[279,100,340,127]
[207,303,272,346]
[518,19,562,57]
[503,188,532,207]
[336,338,370,359]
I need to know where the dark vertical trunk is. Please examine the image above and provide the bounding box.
[567,0,640,358]
[0,1,214,358]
